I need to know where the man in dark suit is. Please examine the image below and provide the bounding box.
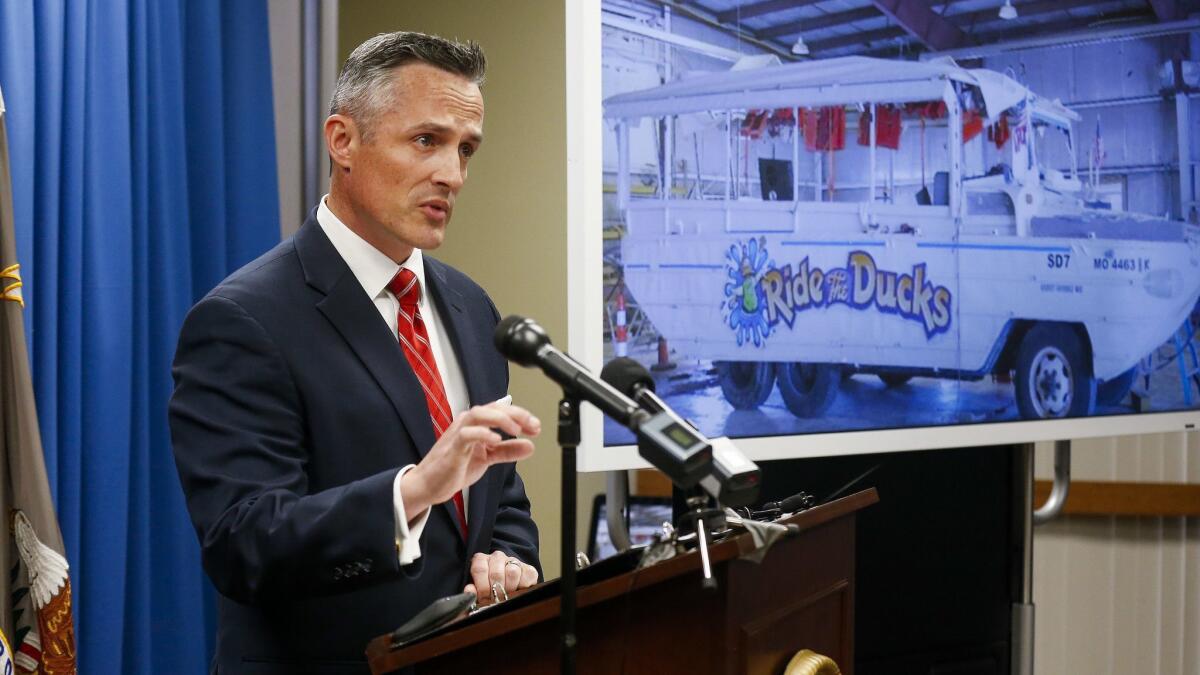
[169,32,541,673]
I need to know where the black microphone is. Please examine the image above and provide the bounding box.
[494,317,712,487]
[600,358,761,507]
[761,491,815,515]
[599,357,668,415]
[494,316,646,428]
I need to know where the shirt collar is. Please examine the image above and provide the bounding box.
[316,196,426,302]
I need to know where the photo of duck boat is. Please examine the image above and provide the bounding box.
[602,54,1200,442]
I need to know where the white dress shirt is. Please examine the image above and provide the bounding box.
[316,197,471,565]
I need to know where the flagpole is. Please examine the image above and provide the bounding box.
[0,84,79,674]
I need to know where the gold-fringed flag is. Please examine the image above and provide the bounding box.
[0,86,77,674]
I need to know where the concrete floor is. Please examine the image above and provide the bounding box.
[602,340,1199,445]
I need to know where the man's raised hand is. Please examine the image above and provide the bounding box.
[399,402,540,520]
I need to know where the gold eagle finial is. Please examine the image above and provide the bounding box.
[2,263,24,307]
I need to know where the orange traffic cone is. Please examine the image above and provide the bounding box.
[614,291,628,357]
[651,335,676,372]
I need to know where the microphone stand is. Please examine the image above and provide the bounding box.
[557,395,580,675]
[674,489,725,591]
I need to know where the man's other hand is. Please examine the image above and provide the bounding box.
[400,402,540,520]
[464,551,538,605]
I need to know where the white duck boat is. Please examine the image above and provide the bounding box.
[604,56,1200,420]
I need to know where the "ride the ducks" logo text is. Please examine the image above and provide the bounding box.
[724,240,953,345]
[761,250,952,337]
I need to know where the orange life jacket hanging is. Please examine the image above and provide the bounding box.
[742,108,797,140]
[987,114,1010,149]
[857,104,902,150]
[801,106,845,152]
[962,109,984,143]
[741,110,769,139]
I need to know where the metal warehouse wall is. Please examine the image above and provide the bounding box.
[603,31,1200,219]
[984,34,1198,221]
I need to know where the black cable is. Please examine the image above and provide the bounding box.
[823,462,884,504]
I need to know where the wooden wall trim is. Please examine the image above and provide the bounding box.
[644,471,1200,517]
[635,468,674,497]
[1033,480,1200,517]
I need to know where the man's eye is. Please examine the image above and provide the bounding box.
[460,144,476,158]
[415,135,434,147]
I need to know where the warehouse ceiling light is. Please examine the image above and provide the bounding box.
[999,0,1018,20]
[791,34,810,55]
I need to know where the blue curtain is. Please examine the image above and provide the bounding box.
[0,1,280,672]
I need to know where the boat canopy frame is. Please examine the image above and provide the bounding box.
[605,56,1080,228]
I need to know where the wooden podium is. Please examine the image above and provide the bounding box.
[367,489,878,675]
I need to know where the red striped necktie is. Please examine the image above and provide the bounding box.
[387,267,468,540]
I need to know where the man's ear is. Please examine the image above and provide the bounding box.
[325,114,357,172]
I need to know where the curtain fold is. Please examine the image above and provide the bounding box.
[0,1,280,672]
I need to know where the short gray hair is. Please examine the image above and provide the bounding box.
[329,31,486,139]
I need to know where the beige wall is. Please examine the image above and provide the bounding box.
[268,0,339,236]
[267,0,303,233]
[1033,434,1200,674]
[338,0,602,581]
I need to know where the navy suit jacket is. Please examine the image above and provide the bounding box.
[169,212,539,674]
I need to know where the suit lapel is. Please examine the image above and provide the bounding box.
[423,258,490,405]
[425,258,494,549]
[295,217,439,460]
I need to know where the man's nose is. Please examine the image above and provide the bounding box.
[431,148,466,191]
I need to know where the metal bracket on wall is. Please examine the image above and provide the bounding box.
[1033,439,1071,525]
[605,470,633,553]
